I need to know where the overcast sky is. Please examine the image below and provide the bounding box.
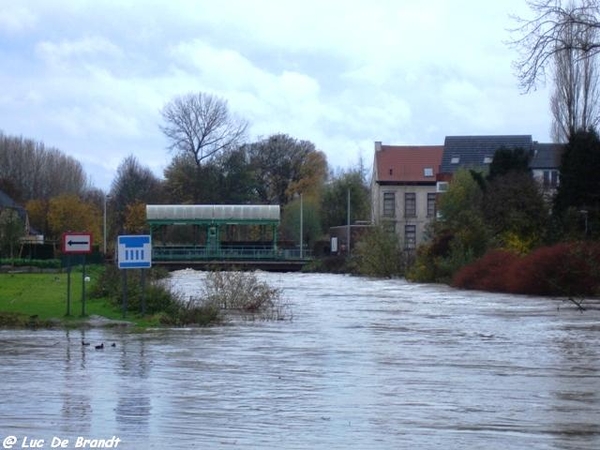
[0,0,552,191]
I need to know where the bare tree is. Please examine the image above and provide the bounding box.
[0,131,89,201]
[511,0,600,92]
[160,92,248,166]
[110,155,163,228]
[549,2,600,141]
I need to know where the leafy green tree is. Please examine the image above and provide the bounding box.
[483,171,548,252]
[280,195,322,251]
[353,225,403,278]
[163,154,205,203]
[25,199,49,237]
[414,169,489,281]
[552,128,600,240]
[487,147,531,181]
[246,134,327,205]
[554,128,600,212]
[437,169,485,237]
[321,166,370,231]
[0,208,25,258]
[110,155,164,233]
[214,147,260,204]
[124,201,149,234]
[286,150,328,201]
[164,149,259,204]
[47,194,100,241]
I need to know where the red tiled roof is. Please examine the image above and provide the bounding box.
[375,145,444,183]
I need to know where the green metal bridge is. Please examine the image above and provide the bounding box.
[146,204,310,271]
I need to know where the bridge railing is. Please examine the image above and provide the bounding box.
[152,245,311,261]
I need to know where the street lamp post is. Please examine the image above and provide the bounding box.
[300,193,303,259]
[347,188,351,256]
[103,194,110,254]
[580,209,589,237]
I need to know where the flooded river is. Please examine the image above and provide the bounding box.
[1,271,599,449]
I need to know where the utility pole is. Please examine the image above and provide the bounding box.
[347,188,351,255]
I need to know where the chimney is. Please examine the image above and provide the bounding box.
[375,141,382,152]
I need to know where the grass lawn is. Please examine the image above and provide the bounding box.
[0,266,130,326]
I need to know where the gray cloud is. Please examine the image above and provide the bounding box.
[0,0,552,190]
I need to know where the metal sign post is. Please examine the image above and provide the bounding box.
[61,232,93,316]
[117,235,152,317]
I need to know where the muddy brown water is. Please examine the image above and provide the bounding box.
[1,271,599,449]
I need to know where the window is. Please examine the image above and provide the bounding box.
[543,171,550,187]
[451,156,460,164]
[383,192,395,217]
[404,225,416,249]
[424,167,433,177]
[383,220,396,234]
[436,181,449,193]
[483,156,493,164]
[543,170,559,188]
[427,193,436,217]
[404,193,416,217]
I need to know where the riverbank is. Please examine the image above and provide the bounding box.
[0,267,285,329]
[0,311,134,328]
[0,271,138,328]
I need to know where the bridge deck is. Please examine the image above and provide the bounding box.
[151,245,310,272]
[153,259,308,272]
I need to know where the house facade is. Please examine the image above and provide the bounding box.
[530,142,563,199]
[371,135,562,249]
[439,135,533,175]
[0,189,29,234]
[439,135,564,197]
[371,142,444,248]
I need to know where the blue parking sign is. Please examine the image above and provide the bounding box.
[117,235,152,269]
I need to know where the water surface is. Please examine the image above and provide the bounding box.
[1,271,599,449]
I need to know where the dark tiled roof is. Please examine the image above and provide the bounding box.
[530,142,564,169]
[0,189,19,209]
[441,135,533,174]
[0,189,30,230]
[375,145,444,183]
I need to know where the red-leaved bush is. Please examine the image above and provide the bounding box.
[507,242,600,296]
[452,250,520,292]
[452,242,600,297]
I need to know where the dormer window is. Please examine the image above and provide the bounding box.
[424,167,433,177]
[483,156,493,164]
[451,156,460,164]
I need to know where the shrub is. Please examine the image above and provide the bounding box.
[507,242,600,297]
[452,249,520,292]
[353,225,404,278]
[0,258,61,269]
[88,266,289,324]
[201,270,289,320]
[453,242,600,302]
[88,265,221,325]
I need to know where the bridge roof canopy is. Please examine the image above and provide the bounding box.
[146,204,280,225]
